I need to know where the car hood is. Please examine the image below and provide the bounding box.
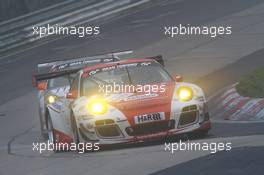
[107,82,176,125]
[73,82,176,126]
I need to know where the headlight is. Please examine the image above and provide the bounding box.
[177,86,193,102]
[87,98,107,115]
[46,95,58,104]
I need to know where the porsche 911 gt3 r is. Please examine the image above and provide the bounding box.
[33,52,211,151]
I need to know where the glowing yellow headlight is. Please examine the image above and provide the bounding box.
[46,95,57,104]
[87,98,107,115]
[177,87,193,101]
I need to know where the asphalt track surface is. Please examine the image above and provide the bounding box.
[0,0,264,175]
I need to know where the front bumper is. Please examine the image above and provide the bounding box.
[78,103,211,145]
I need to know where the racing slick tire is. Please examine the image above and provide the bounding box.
[71,113,80,144]
[38,107,48,140]
[71,112,83,153]
[46,113,60,152]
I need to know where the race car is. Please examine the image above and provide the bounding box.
[33,52,124,138]
[33,52,211,150]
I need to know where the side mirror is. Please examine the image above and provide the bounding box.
[37,82,47,91]
[173,74,183,82]
[66,91,77,99]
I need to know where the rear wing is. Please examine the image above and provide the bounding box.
[32,68,79,86]
[146,55,164,66]
[33,50,133,87]
[37,50,133,73]
[32,51,165,87]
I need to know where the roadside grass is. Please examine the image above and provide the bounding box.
[236,66,264,98]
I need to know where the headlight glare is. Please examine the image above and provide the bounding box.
[87,98,107,115]
[177,87,193,102]
[46,95,58,104]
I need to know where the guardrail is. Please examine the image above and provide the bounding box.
[0,0,151,58]
[0,0,77,33]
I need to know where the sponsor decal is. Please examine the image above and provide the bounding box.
[86,62,152,77]
[124,93,158,101]
[89,69,100,75]
[134,112,165,124]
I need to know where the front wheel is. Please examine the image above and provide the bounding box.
[71,113,80,145]
[71,114,86,153]
[46,113,60,152]
[39,107,48,140]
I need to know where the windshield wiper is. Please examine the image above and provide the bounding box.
[125,67,133,85]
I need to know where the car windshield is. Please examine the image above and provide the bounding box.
[81,62,172,96]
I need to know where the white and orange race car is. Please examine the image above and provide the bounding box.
[33,51,211,150]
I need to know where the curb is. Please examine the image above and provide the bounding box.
[211,84,264,121]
